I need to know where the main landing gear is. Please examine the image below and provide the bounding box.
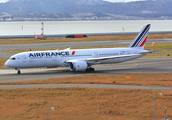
[85,67,95,72]
[15,68,21,74]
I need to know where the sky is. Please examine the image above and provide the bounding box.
[104,0,146,2]
[0,0,8,3]
[0,0,146,3]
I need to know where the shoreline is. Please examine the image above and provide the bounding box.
[0,31,172,39]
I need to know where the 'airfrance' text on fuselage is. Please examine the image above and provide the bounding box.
[29,51,70,58]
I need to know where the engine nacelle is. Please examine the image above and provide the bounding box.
[69,61,88,71]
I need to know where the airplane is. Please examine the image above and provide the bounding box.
[5,24,151,74]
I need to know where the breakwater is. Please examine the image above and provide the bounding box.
[0,31,172,39]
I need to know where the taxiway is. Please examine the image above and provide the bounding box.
[0,58,172,83]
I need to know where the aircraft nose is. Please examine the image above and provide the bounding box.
[5,60,10,67]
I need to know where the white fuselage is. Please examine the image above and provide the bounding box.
[5,24,151,73]
[5,47,148,68]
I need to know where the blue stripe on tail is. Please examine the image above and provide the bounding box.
[128,24,151,48]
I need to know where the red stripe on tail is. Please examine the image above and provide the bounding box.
[139,36,147,47]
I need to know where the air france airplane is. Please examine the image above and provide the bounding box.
[5,24,151,74]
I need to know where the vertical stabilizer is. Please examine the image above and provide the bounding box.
[128,24,151,49]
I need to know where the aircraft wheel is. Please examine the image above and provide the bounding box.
[85,68,95,72]
[18,71,21,74]
[91,68,95,72]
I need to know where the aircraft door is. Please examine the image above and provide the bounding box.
[94,52,98,57]
[127,51,130,55]
[53,56,61,66]
[53,56,58,62]
[21,55,27,62]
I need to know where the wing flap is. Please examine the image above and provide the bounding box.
[66,54,141,63]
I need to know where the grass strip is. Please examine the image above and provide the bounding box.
[0,87,172,120]
[0,33,172,45]
[4,43,172,53]
[0,59,7,68]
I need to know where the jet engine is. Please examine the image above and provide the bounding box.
[69,61,88,71]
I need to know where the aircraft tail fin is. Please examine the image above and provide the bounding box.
[127,24,151,49]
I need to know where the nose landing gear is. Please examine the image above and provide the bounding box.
[15,68,21,74]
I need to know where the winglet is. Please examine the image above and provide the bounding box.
[128,24,151,49]
[65,47,71,50]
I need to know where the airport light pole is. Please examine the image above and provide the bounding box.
[47,107,55,120]
[164,107,167,120]
[154,93,163,120]
[41,22,44,39]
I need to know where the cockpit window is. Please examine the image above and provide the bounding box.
[10,57,16,60]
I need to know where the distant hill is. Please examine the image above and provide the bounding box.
[0,0,109,14]
[0,0,172,19]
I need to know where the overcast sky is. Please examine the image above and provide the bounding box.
[104,0,146,2]
[0,0,8,3]
[0,0,146,3]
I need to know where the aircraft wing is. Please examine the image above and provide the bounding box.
[66,54,141,64]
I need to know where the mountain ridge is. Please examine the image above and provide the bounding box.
[0,0,172,19]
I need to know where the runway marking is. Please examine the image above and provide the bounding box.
[105,62,138,70]
[99,59,171,71]
[136,60,171,66]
